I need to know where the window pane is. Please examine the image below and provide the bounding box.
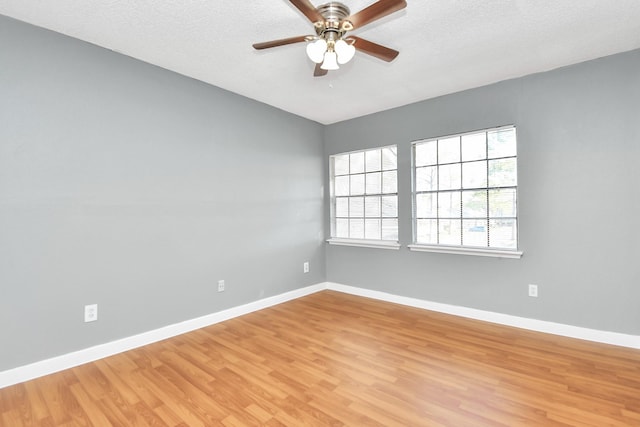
[439,219,461,245]
[462,190,487,218]
[349,197,364,217]
[416,193,436,218]
[463,219,488,247]
[438,191,461,218]
[415,140,437,166]
[349,218,365,239]
[489,189,517,217]
[350,174,365,195]
[411,127,517,251]
[488,128,516,158]
[381,195,397,218]
[381,218,398,240]
[462,160,487,189]
[335,175,349,196]
[365,219,381,240]
[382,147,397,170]
[336,218,349,238]
[350,151,365,174]
[365,149,381,172]
[332,145,397,242]
[415,166,437,192]
[364,196,381,217]
[489,219,517,249]
[416,219,437,244]
[461,133,486,161]
[382,170,397,194]
[335,197,349,217]
[334,154,350,176]
[365,172,381,194]
[438,136,460,163]
[489,158,517,187]
[439,163,461,190]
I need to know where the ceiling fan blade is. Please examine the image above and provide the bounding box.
[314,63,328,77]
[348,0,407,30]
[289,0,324,23]
[253,35,309,50]
[350,36,399,62]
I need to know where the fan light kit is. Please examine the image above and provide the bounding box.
[253,0,407,77]
[305,3,355,70]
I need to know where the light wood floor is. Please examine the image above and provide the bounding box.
[1,291,639,426]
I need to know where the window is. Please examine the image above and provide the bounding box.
[329,146,399,249]
[411,126,521,257]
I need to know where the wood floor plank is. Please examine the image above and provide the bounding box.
[1,290,640,426]
[22,381,49,425]
[67,382,112,427]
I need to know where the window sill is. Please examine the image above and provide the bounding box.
[327,238,401,250]
[408,244,523,259]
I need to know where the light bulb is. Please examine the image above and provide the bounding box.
[306,39,327,64]
[335,39,356,64]
[320,51,340,70]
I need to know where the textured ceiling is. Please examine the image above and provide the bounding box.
[1,1,640,124]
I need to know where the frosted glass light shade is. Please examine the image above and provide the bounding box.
[306,39,327,63]
[335,39,356,64]
[320,51,340,70]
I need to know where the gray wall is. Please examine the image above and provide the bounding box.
[325,48,640,335]
[0,16,325,371]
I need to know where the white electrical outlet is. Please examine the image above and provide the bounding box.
[303,262,309,273]
[218,280,225,292]
[84,304,98,322]
[528,284,538,298]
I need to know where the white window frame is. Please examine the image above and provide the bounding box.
[409,126,523,259]
[328,145,400,250]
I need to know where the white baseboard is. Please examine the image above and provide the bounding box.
[0,283,325,389]
[326,282,640,350]
[2,281,638,389]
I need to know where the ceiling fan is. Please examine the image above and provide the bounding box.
[253,0,407,77]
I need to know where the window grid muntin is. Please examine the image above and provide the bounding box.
[413,126,518,250]
[331,145,398,241]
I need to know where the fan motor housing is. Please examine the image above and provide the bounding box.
[317,2,350,21]
[314,2,353,36]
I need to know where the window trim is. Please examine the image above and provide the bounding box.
[327,238,401,250]
[408,244,523,259]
